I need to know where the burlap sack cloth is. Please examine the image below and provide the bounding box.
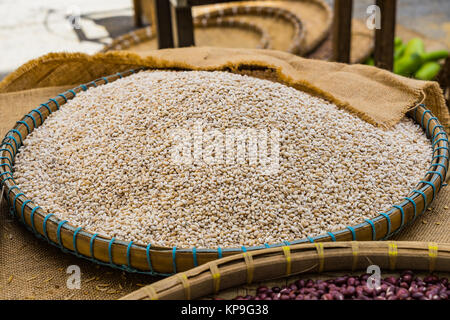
[0,47,449,299]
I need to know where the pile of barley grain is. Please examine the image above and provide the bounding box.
[13,71,432,248]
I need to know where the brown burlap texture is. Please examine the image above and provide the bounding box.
[0,47,449,299]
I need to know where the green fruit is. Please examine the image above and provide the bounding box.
[394,44,406,60]
[421,50,449,63]
[394,52,423,76]
[415,62,441,80]
[403,38,425,57]
[365,57,375,66]
[394,37,403,47]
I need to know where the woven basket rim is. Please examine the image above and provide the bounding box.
[101,4,306,54]
[120,241,450,300]
[0,67,448,276]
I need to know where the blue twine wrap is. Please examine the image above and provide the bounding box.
[9,129,23,145]
[73,227,83,254]
[264,243,270,248]
[16,121,31,134]
[31,109,44,124]
[430,163,448,177]
[172,246,177,273]
[30,206,40,233]
[102,77,109,84]
[56,220,68,249]
[91,81,97,87]
[392,205,405,228]
[307,236,315,243]
[24,114,37,129]
[364,219,376,240]
[48,98,60,110]
[90,233,99,258]
[0,156,12,166]
[432,124,444,138]
[378,212,391,239]
[42,213,54,239]
[108,237,116,265]
[427,170,444,186]
[146,243,154,273]
[2,142,16,157]
[432,137,448,149]
[126,241,133,268]
[20,199,33,222]
[412,189,427,215]
[80,84,87,91]
[420,180,435,201]
[404,197,417,220]
[116,73,123,78]
[1,176,15,186]
[0,163,12,171]
[241,246,247,252]
[68,89,76,97]
[40,103,52,114]
[432,131,447,143]
[433,154,449,161]
[346,226,356,240]
[4,135,19,152]
[426,116,438,136]
[283,240,291,245]
[192,247,198,267]
[57,93,68,103]
[0,148,14,160]
[217,246,223,258]
[327,232,336,241]
[13,192,25,216]
[432,146,448,156]
[421,109,432,128]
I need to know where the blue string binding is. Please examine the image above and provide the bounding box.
[378,212,391,239]
[0,156,12,166]
[430,163,448,177]
[264,243,270,248]
[364,219,376,240]
[90,233,99,258]
[20,199,33,223]
[412,189,427,215]
[31,109,44,125]
[0,163,12,171]
[24,114,37,129]
[48,98,60,110]
[432,124,444,138]
[126,241,133,268]
[42,213,54,240]
[404,197,417,220]
[9,129,23,145]
[172,246,177,273]
[56,220,68,251]
[419,180,435,201]
[421,109,431,128]
[217,246,223,259]
[102,77,109,84]
[108,237,116,265]
[2,142,16,157]
[426,116,438,137]
[16,121,31,134]
[427,170,444,186]
[346,226,356,240]
[0,148,14,160]
[40,103,52,114]
[80,84,88,91]
[68,89,76,98]
[392,205,405,229]
[307,236,315,243]
[327,232,336,241]
[12,192,25,216]
[146,243,154,273]
[57,93,68,103]
[30,206,40,233]
[73,227,83,255]
[3,135,19,152]
[192,247,198,267]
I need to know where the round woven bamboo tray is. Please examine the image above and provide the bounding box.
[194,5,305,54]
[102,18,272,53]
[193,0,332,55]
[120,241,450,300]
[0,68,448,276]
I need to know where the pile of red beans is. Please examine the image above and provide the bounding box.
[232,271,449,300]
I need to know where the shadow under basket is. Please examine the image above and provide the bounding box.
[0,68,449,276]
[120,241,450,300]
